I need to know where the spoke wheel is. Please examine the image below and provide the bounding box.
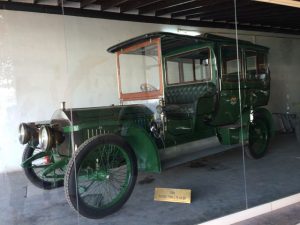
[64,134,137,219]
[22,145,64,189]
[246,118,270,159]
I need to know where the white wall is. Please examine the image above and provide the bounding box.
[0,10,299,172]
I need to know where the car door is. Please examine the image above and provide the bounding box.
[210,45,246,126]
[164,47,216,140]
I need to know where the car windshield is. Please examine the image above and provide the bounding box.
[118,40,162,100]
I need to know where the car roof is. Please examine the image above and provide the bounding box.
[107,32,269,54]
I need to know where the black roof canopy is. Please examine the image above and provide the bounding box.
[107,32,209,53]
[107,32,269,54]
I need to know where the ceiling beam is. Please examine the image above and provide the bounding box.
[171,7,206,18]
[154,0,224,16]
[138,0,194,14]
[200,6,300,29]
[0,1,300,35]
[185,1,250,19]
[119,0,161,12]
[80,0,98,8]
[254,0,300,8]
[170,0,237,18]
[198,2,298,21]
[100,0,129,11]
[155,1,205,16]
[1,0,300,34]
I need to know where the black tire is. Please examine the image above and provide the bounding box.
[246,118,270,159]
[64,134,137,219]
[22,145,64,189]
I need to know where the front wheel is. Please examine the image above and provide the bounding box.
[22,145,64,189]
[246,118,270,159]
[64,134,137,219]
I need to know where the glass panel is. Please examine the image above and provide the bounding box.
[195,58,210,81]
[0,4,70,225]
[166,48,211,85]
[0,2,260,224]
[234,1,300,211]
[167,61,180,84]
[222,46,243,81]
[182,60,194,82]
[245,50,268,80]
[119,43,160,94]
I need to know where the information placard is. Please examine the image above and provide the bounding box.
[154,188,191,204]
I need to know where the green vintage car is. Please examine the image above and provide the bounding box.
[18,32,273,219]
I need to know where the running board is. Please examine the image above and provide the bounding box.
[160,136,242,170]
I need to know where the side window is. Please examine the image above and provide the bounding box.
[167,61,180,84]
[182,59,194,82]
[245,50,268,80]
[221,46,243,81]
[166,48,211,85]
[195,58,210,81]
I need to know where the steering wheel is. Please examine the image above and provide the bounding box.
[140,83,157,92]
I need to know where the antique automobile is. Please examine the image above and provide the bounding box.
[18,32,273,219]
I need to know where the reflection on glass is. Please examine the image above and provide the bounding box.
[183,61,194,82]
[166,48,211,85]
[119,44,160,94]
[245,50,268,81]
[221,46,243,80]
[167,61,180,84]
[234,0,300,211]
[195,58,210,81]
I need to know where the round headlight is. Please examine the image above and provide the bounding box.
[18,123,31,144]
[156,105,163,114]
[39,126,53,150]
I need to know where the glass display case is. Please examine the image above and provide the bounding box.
[1,1,300,224]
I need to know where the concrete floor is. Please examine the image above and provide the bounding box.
[0,134,299,225]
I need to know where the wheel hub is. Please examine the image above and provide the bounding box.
[96,170,110,181]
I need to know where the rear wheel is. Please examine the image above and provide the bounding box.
[22,145,64,189]
[246,118,270,159]
[64,134,137,219]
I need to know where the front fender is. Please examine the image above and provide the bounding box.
[21,150,49,168]
[122,126,161,173]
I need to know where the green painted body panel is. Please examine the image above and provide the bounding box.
[217,127,240,145]
[162,44,218,146]
[61,105,161,172]
[122,125,161,172]
[163,82,217,145]
[216,111,250,145]
[160,37,271,150]
[211,89,241,126]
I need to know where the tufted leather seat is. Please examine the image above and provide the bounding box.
[164,83,216,119]
[165,83,215,105]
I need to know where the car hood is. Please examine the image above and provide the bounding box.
[51,104,154,127]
